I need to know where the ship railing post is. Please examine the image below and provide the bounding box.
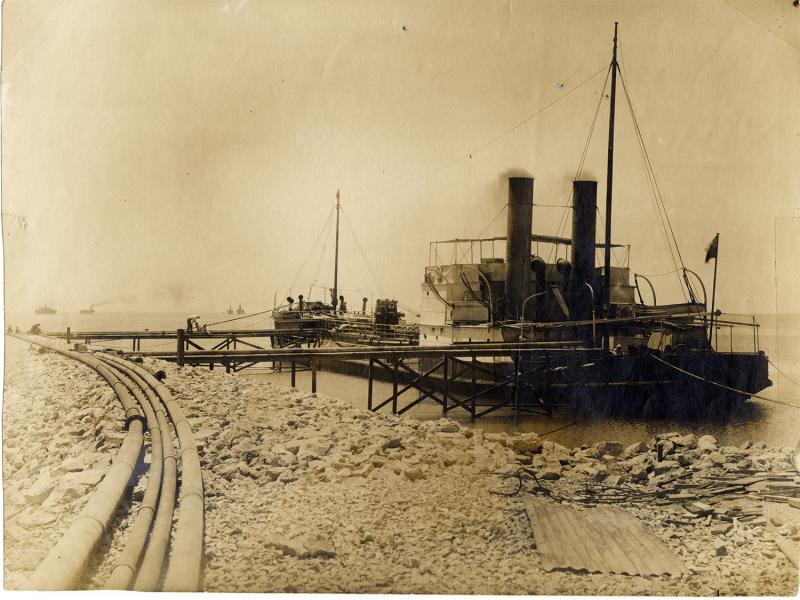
[311,359,317,393]
[368,358,374,410]
[177,329,185,367]
[442,355,449,415]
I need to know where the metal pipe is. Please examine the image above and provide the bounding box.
[682,268,707,308]
[104,356,203,592]
[98,361,163,590]
[18,336,144,591]
[98,355,179,592]
[634,273,657,306]
[519,290,551,340]
[585,282,597,346]
[459,264,494,324]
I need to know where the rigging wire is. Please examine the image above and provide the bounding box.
[353,64,611,205]
[454,202,509,265]
[768,357,800,390]
[203,306,284,328]
[308,212,336,299]
[339,203,387,298]
[287,206,336,294]
[618,74,686,299]
[636,268,683,279]
[616,62,689,301]
[549,65,611,263]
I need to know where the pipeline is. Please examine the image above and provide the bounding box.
[97,356,176,590]
[14,335,203,591]
[99,354,181,591]
[101,355,205,591]
[18,336,145,590]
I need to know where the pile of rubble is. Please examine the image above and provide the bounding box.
[160,361,798,595]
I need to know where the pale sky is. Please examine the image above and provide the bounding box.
[2,0,799,315]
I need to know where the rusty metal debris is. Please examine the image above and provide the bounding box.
[523,497,685,576]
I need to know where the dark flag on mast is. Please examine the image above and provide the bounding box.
[706,233,720,345]
[705,233,720,263]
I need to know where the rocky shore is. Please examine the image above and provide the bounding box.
[4,336,799,594]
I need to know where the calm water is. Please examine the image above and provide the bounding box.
[6,311,799,448]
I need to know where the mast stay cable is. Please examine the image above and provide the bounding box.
[550,65,612,263]
[616,60,689,302]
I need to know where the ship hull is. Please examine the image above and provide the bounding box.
[510,348,771,418]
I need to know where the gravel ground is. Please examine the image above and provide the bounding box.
[4,336,799,594]
[165,362,799,595]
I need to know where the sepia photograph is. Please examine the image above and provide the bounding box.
[2,0,799,595]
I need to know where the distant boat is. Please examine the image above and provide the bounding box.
[80,305,95,315]
[273,190,417,347]
[35,305,57,315]
[227,305,234,315]
[236,304,245,315]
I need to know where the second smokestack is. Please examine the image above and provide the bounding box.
[505,177,534,320]
[568,180,598,321]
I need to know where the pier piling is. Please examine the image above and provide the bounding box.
[311,360,317,393]
[177,329,185,366]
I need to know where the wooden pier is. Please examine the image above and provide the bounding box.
[45,327,593,419]
[47,327,318,352]
[142,340,592,419]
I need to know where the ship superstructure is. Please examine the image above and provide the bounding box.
[417,24,770,413]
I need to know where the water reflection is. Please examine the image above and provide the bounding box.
[249,368,799,450]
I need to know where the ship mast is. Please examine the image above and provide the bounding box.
[603,22,619,319]
[332,190,340,311]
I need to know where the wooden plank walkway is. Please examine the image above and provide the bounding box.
[523,497,685,576]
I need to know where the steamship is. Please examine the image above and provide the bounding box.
[418,25,770,415]
[273,191,418,347]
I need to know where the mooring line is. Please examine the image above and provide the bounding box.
[648,353,800,410]
[767,356,800,390]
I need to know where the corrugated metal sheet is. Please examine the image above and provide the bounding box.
[524,497,685,576]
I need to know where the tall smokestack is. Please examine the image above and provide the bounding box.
[568,180,597,321]
[505,177,534,320]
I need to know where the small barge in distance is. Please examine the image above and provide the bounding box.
[417,24,770,416]
[80,305,95,315]
[273,190,418,347]
[35,305,57,315]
